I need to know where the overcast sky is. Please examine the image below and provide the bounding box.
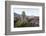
[13,8,40,16]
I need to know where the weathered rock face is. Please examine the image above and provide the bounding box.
[14,16,39,27]
[28,16,39,27]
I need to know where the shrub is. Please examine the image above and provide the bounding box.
[15,20,28,27]
[15,20,23,27]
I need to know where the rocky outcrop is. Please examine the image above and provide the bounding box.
[14,13,39,27]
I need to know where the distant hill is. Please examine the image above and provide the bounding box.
[14,13,20,17]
